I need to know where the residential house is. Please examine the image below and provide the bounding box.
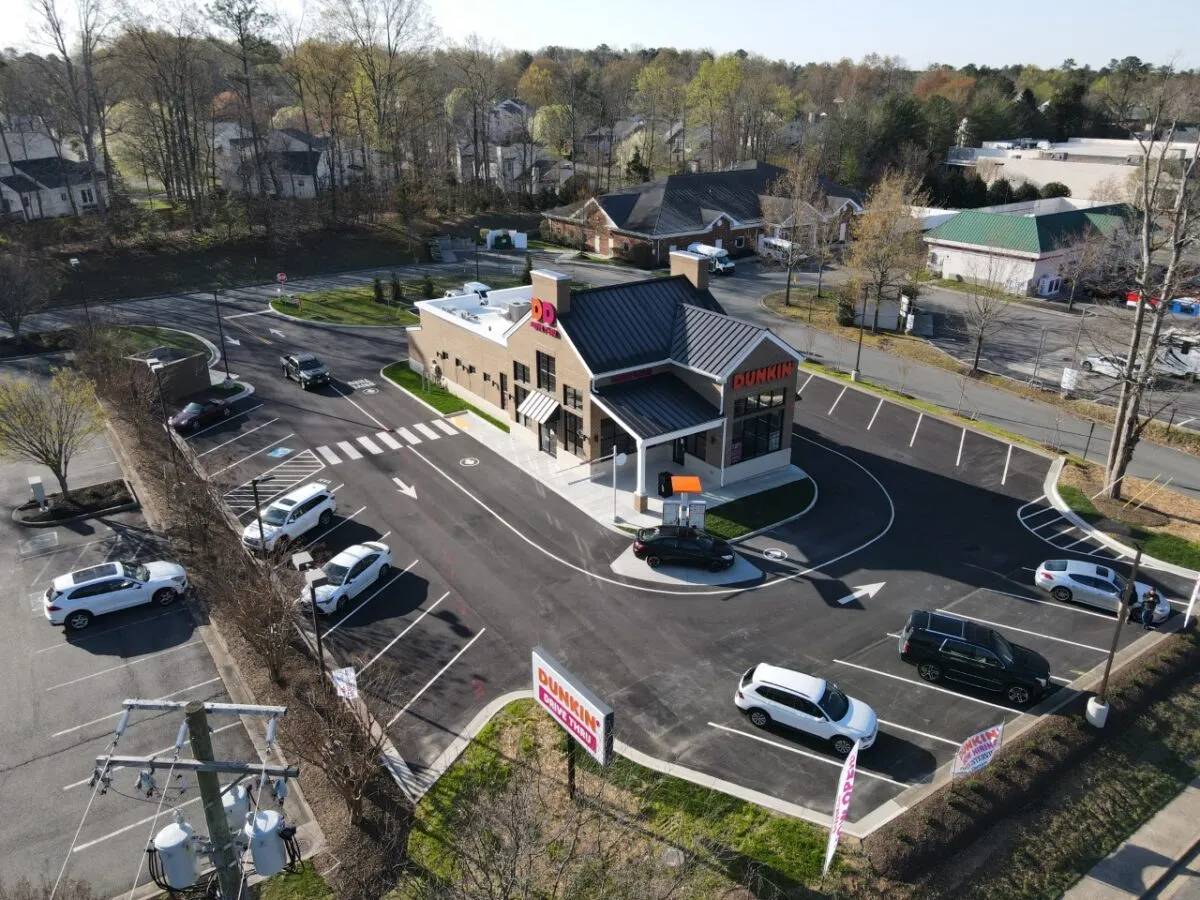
[542,161,786,265]
[488,98,535,145]
[923,197,1133,297]
[0,129,109,222]
[213,125,329,198]
[759,175,866,247]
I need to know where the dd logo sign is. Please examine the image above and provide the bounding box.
[529,297,559,337]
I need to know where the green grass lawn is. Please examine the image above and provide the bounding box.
[382,363,509,432]
[111,325,209,355]
[704,476,816,539]
[272,287,419,326]
[1058,482,1200,568]
[256,862,333,900]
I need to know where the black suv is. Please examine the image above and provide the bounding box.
[898,610,1051,706]
[281,353,330,389]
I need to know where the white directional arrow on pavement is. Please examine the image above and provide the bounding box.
[225,337,241,346]
[392,476,418,500]
[269,328,286,338]
[837,582,885,606]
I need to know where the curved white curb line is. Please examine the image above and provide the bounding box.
[729,474,819,543]
[1044,456,1200,579]
[268,300,417,329]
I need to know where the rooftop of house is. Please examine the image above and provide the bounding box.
[8,156,102,189]
[925,199,1133,254]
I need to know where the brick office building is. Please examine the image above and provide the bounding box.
[406,251,804,511]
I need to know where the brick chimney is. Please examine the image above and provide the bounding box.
[669,250,709,292]
[530,269,572,315]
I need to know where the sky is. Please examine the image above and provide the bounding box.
[2,0,1198,71]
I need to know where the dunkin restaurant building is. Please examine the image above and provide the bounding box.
[406,251,803,511]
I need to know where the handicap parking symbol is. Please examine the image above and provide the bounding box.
[267,447,293,459]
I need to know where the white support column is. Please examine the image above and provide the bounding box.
[720,418,728,488]
[634,437,647,510]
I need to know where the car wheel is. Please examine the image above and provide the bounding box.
[335,595,346,612]
[646,555,662,568]
[153,588,177,606]
[917,661,943,683]
[748,708,771,729]
[318,510,333,527]
[709,559,726,572]
[377,563,391,582]
[223,407,231,418]
[1082,360,1094,372]
[66,610,93,630]
[1006,684,1033,706]
[831,736,855,756]
[1051,586,1073,603]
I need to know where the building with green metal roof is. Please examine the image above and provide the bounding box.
[924,198,1134,297]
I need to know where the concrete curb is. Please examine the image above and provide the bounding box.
[378,363,447,418]
[1043,457,1200,579]
[728,474,819,543]
[268,300,417,329]
[12,477,138,528]
[150,325,220,368]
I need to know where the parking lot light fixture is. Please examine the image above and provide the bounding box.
[249,475,274,553]
[1088,546,1143,728]
[213,291,232,382]
[305,569,329,676]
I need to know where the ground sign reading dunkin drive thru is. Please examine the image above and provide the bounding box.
[532,646,614,766]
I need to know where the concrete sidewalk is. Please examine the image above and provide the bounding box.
[1064,775,1200,899]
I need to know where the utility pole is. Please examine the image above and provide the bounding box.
[214,291,232,381]
[1087,546,1143,728]
[93,699,296,900]
[852,285,867,382]
[186,701,241,900]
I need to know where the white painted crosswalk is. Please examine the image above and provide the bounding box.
[315,419,463,466]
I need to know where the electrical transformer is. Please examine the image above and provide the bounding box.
[222,784,250,834]
[244,809,287,878]
[152,819,198,890]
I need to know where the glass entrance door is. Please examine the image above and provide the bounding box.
[538,413,558,457]
[673,437,686,465]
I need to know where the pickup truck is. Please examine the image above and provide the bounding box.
[280,353,330,389]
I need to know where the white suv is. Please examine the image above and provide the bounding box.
[45,561,189,630]
[242,483,336,552]
[734,663,878,756]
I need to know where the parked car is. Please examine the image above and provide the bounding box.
[735,663,877,755]
[632,526,736,571]
[1080,354,1126,378]
[280,353,330,389]
[298,541,393,615]
[1034,559,1156,615]
[242,483,337,552]
[898,610,1050,705]
[168,399,231,433]
[44,560,188,630]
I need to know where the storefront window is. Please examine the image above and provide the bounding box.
[537,351,556,392]
[733,388,785,418]
[731,409,783,463]
[513,361,530,384]
[514,384,529,427]
[599,418,636,456]
[562,410,584,456]
[683,431,706,461]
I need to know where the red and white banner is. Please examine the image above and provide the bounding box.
[821,740,861,877]
[951,722,1005,777]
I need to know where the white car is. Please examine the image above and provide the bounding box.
[734,663,878,756]
[298,541,393,615]
[44,561,189,630]
[1034,559,1162,617]
[1080,355,1125,378]
[242,483,336,552]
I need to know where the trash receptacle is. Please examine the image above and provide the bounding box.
[658,471,674,498]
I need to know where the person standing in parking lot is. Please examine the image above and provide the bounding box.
[1141,588,1159,630]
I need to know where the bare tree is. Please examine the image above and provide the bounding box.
[1104,77,1200,499]
[0,251,59,338]
[961,252,1014,374]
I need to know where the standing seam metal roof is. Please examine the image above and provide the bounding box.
[595,373,721,440]
[926,205,1131,254]
[670,304,765,376]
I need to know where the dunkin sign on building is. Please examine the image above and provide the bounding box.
[732,360,795,390]
[532,647,614,765]
[529,297,559,338]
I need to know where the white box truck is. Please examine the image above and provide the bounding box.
[686,243,736,275]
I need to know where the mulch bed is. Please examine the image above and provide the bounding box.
[0,330,75,359]
[15,479,133,524]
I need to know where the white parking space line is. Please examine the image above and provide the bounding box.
[33,609,183,653]
[386,629,487,727]
[376,431,402,450]
[224,451,325,515]
[800,372,814,393]
[74,795,203,852]
[876,719,961,747]
[330,483,345,493]
[985,588,1117,621]
[867,398,884,430]
[828,386,847,416]
[357,436,384,454]
[832,659,1017,713]
[62,723,242,790]
[432,419,457,436]
[209,433,295,477]
[707,723,909,787]
[414,423,440,440]
[316,445,342,465]
[51,677,222,737]
[336,441,362,460]
[909,413,923,447]
[956,428,966,467]
[1002,445,1013,485]
[189,407,269,446]
[302,505,367,550]
[322,560,419,639]
[1050,675,1073,685]
[397,427,421,444]
[329,381,388,430]
[1062,534,1093,550]
[935,609,1108,653]
[360,592,450,674]
[46,641,203,691]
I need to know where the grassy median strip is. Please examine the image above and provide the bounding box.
[271,287,419,326]
[256,861,333,900]
[382,363,509,432]
[397,699,834,897]
[704,476,816,539]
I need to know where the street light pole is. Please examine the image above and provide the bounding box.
[852,285,867,382]
[1087,546,1143,728]
[150,362,180,477]
[214,291,231,381]
[306,570,327,677]
[250,475,273,552]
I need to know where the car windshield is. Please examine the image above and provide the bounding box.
[183,402,204,414]
[262,506,289,526]
[129,563,150,583]
[992,633,1015,666]
[299,358,323,370]
[322,562,350,585]
[818,683,850,721]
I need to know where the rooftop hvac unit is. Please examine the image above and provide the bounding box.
[503,301,532,322]
[153,818,199,890]
[245,810,288,878]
